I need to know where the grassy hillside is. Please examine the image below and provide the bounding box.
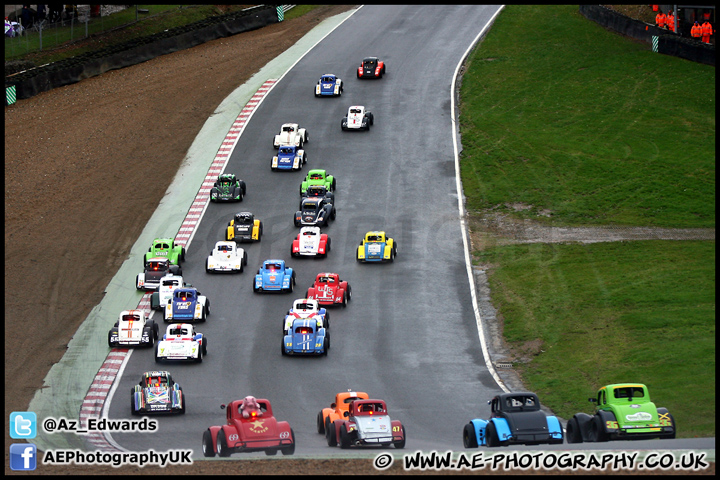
[461,5,715,437]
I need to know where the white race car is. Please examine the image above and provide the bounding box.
[282,298,329,334]
[291,226,331,258]
[108,309,159,348]
[155,323,207,363]
[150,274,185,310]
[206,241,248,273]
[341,106,374,131]
[273,123,309,148]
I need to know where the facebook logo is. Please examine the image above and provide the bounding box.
[10,444,37,471]
[10,412,36,439]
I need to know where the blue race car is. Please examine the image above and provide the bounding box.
[163,286,210,323]
[463,392,564,447]
[254,259,296,293]
[356,231,397,263]
[315,74,343,97]
[282,318,329,356]
[271,145,307,171]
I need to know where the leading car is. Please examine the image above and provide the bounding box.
[202,396,295,457]
[357,56,386,79]
[131,371,185,415]
[306,272,351,307]
[462,392,564,447]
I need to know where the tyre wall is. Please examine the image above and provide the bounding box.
[6,6,279,100]
[579,5,714,67]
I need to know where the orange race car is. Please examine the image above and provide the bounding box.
[316,390,369,435]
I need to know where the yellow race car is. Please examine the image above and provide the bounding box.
[356,231,397,263]
[226,212,262,243]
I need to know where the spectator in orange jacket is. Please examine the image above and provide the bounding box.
[666,11,675,33]
[701,20,713,43]
[655,11,666,29]
[691,21,703,40]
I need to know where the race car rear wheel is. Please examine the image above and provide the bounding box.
[393,425,406,449]
[589,415,608,442]
[486,421,501,447]
[216,429,231,457]
[326,421,337,447]
[323,337,329,355]
[316,412,325,434]
[340,424,351,449]
[195,347,203,363]
[281,429,296,455]
[130,396,139,416]
[202,429,215,457]
[565,417,583,444]
[341,292,347,308]
[463,423,478,448]
[201,335,208,356]
[265,448,278,456]
[346,284,352,302]
[281,339,287,356]
[154,344,162,363]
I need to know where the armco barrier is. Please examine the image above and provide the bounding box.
[5,5,279,100]
[579,5,714,67]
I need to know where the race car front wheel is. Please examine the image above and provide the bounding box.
[316,412,325,434]
[565,417,583,443]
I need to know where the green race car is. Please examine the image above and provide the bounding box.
[299,169,336,195]
[565,383,676,443]
[210,173,246,202]
[144,238,186,266]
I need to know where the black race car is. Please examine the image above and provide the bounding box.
[294,197,336,228]
[357,56,386,79]
[226,212,263,243]
[301,185,335,204]
[210,174,246,202]
[136,258,182,291]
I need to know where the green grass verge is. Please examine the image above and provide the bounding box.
[460,5,715,228]
[463,5,715,437]
[476,240,715,437]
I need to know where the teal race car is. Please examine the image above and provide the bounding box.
[210,174,246,202]
[299,169,336,195]
[145,238,185,266]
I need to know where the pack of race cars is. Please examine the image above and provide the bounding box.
[111,56,678,455]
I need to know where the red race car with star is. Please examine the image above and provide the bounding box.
[202,396,295,457]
